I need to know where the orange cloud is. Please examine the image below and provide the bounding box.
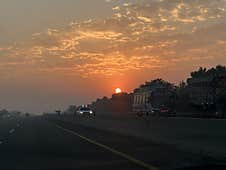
[1,0,226,79]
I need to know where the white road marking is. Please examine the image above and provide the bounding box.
[55,124,159,170]
[9,129,15,134]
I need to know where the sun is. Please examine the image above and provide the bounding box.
[115,88,122,94]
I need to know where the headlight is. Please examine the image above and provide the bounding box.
[90,111,93,114]
[79,111,83,114]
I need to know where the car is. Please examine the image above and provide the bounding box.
[76,107,94,116]
[151,108,160,115]
[159,107,176,117]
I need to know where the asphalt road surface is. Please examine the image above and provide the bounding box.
[0,116,224,170]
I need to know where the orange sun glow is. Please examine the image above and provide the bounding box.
[115,88,122,94]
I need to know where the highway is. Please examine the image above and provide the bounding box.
[0,116,224,170]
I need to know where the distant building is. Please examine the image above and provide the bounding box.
[133,86,152,113]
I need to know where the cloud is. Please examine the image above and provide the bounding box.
[1,0,226,78]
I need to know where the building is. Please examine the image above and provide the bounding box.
[133,86,152,113]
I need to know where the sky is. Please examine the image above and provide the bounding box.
[1,0,226,113]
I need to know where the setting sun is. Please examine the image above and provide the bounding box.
[115,88,122,94]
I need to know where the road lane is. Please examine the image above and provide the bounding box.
[50,118,211,170]
[55,124,158,170]
[58,115,226,158]
[0,117,147,170]
[0,116,223,170]
[0,117,23,144]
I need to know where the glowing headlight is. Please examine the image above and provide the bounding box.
[90,111,93,114]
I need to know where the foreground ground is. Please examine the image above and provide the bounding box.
[0,116,225,170]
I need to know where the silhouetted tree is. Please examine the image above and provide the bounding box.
[0,109,9,117]
[66,105,77,114]
[190,67,207,78]
[187,65,226,114]
[144,78,175,90]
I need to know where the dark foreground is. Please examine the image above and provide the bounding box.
[0,116,225,170]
